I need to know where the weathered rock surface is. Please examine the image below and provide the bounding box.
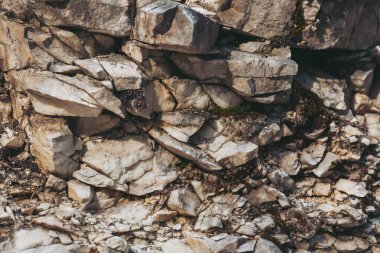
[135,0,219,53]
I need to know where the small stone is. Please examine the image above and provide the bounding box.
[162,239,195,253]
[334,179,368,198]
[312,152,339,178]
[254,238,282,253]
[259,123,282,145]
[167,188,201,217]
[67,180,94,206]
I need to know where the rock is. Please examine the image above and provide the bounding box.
[98,55,148,91]
[218,0,297,39]
[48,26,89,58]
[3,0,133,36]
[278,151,300,176]
[67,180,94,207]
[195,216,223,231]
[12,228,53,250]
[49,63,81,75]
[14,70,123,117]
[313,181,332,197]
[365,113,380,144]
[297,71,347,111]
[253,214,275,231]
[0,19,31,71]
[101,200,152,225]
[334,179,368,198]
[73,114,121,137]
[29,114,78,178]
[159,110,209,142]
[237,240,257,253]
[333,237,370,252]
[150,80,176,113]
[45,175,66,192]
[167,188,201,217]
[162,239,195,253]
[149,127,223,171]
[186,235,239,253]
[73,165,129,193]
[209,141,258,168]
[128,146,180,196]
[254,238,282,253]
[246,186,290,208]
[299,0,380,50]
[163,78,211,110]
[27,30,81,65]
[312,152,340,178]
[259,123,282,145]
[74,59,109,80]
[135,0,219,53]
[348,66,375,94]
[32,216,72,234]
[106,236,129,252]
[300,143,326,169]
[202,84,243,109]
[82,135,153,181]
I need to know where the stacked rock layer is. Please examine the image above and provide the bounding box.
[0,0,380,253]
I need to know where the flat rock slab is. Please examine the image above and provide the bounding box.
[82,135,154,181]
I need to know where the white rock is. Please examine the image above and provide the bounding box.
[67,180,94,206]
[334,179,368,198]
[259,123,282,145]
[312,152,340,178]
[163,239,195,253]
[202,84,243,109]
[254,239,282,253]
[167,188,201,217]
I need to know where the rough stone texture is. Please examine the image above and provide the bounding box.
[135,0,219,53]
[218,0,297,39]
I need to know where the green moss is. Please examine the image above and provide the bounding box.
[209,104,256,118]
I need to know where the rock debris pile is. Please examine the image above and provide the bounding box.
[0,0,380,252]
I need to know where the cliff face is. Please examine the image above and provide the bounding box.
[0,0,380,252]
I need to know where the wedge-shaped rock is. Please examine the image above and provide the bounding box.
[3,0,133,37]
[135,0,219,53]
[15,70,124,117]
[0,19,32,71]
[29,114,78,178]
[218,0,297,39]
[98,55,148,91]
[159,110,210,142]
[73,165,129,193]
[128,147,180,196]
[82,135,154,181]
[149,127,223,171]
[202,84,243,109]
[74,59,109,80]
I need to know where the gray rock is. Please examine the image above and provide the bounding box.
[149,127,223,171]
[167,188,201,217]
[218,0,297,39]
[135,0,219,53]
[163,239,195,253]
[259,123,282,145]
[195,216,223,231]
[29,114,78,178]
[254,238,282,253]
[202,84,243,109]
[312,152,340,178]
[67,180,94,207]
[334,179,368,198]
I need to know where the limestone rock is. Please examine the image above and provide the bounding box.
[259,123,282,145]
[29,114,78,178]
[167,188,201,217]
[163,239,194,253]
[278,151,300,176]
[73,114,121,137]
[74,59,109,80]
[163,78,211,110]
[297,71,347,111]
[67,180,94,207]
[128,147,180,196]
[159,110,210,142]
[334,179,368,198]
[365,113,380,144]
[73,165,129,193]
[254,238,282,253]
[150,80,176,113]
[149,127,223,171]
[312,152,340,178]
[98,55,148,91]
[209,141,258,168]
[81,135,154,181]
[300,143,326,169]
[14,70,123,118]
[218,0,297,39]
[135,0,219,53]
[202,84,243,109]
[0,19,31,71]
[101,200,152,224]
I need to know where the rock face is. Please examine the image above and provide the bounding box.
[1,0,380,253]
[218,0,297,39]
[135,0,219,53]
